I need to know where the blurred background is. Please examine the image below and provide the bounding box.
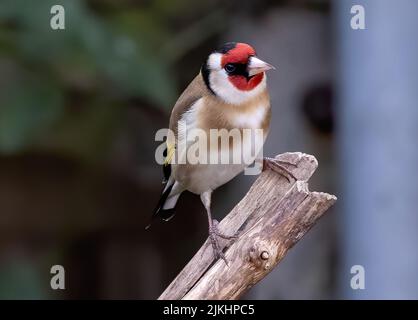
[0,0,417,299]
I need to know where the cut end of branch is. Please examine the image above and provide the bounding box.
[274,152,318,181]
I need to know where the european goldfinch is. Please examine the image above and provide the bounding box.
[148,42,295,261]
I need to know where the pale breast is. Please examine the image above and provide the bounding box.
[231,104,269,130]
[172,94,271,194]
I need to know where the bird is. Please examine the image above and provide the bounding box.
[147,42,296,262]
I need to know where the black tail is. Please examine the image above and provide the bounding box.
[145,182,177,230]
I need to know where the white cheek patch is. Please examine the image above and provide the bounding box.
[210,71,267,105]
[207,53,222,70]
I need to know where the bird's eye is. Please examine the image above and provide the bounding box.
[224,63,236,73]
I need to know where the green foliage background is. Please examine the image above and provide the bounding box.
[0,0,229,161]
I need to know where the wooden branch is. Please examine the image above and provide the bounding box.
[159,152,336,300]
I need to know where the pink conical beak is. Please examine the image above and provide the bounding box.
[248,56,275,76]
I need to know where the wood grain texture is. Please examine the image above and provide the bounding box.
[158,152,336,300]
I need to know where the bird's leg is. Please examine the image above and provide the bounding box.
[207,217,227,263]
[201,191,237,264]
[262,157,297,182]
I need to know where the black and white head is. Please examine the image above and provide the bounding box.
[201,42,275,104]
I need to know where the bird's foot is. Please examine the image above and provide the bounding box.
[211,220,238,240]
[263,157,297,182]
[209,220,238,265]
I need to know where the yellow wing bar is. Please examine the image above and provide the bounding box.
[164,142,175,166]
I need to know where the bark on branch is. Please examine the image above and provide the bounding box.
[159,152,337,300]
